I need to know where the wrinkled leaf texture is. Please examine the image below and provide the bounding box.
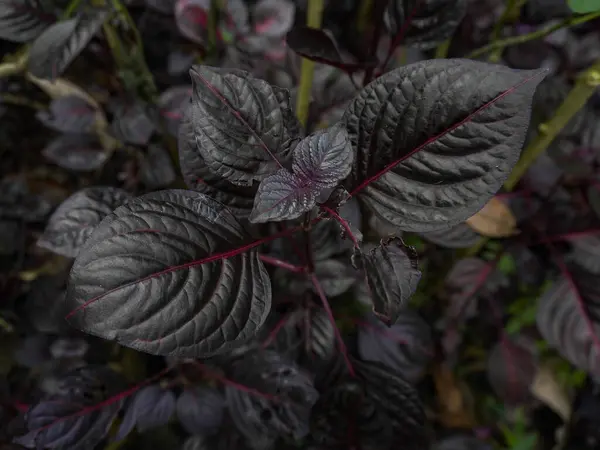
[65,190,272,358]
[536,266,600,378]
[384,0,468,50]
[0,0,55,42]
[250,124,353,222]
[38,187,132,258]
[187,65,300,186]
[354,237,421,324]
[568,235,600,275]
[343,59,546,232]
[179,109,257,218]
[358,311,433,383]
[28,11,108,79]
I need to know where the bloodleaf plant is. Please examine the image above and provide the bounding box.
[35,58,546,448]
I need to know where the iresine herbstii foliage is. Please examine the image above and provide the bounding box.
[53,60,547,359]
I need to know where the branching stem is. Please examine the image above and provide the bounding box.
[321,206,360,248]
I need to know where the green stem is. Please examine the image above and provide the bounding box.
[464,59,600,257]
[295,0,325,127]
[466,10,600,60]
[0,93,45,110]
[356,0,373,34]
[434,39,451,58]
[487,0,527,62]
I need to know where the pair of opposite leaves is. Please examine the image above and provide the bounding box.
[56,59,547,359]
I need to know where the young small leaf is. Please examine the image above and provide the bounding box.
[28,11,109,80]
[188,66,300,186]
[384,0,468,50]
[353,237,421,324]
[251,0,295,38]
[286,26,376,72]
[42,134,108,172]
[110,101,156,146]
[65,190,272,358]
[343,59,547,232]
[176,388,225,435]
[38,186,132,258]
[250,124,353,223]
[0,0,55,42]
[36,95,97,133]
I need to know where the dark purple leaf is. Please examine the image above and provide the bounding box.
[116,385,176,439]
[250,0,294,37]
[158,85,191,136]
[384,0,467,50]
[28,11,108,80]
[14,367,125,450]
[522,0,571,24]
[589,183,600,220]
[64,190,272,358]
[353,237,421,324]
[187,66,300,186]
[343,59,547,232]
[358,311,433,384]
[110,102,156,146]
[226,350,318,443]
[176,387,225,435]
[303,308,336,363]
[140,146,176,189]
[0,0,56,42]
[354,359,427,447]
[286,27,376,72]
[281,259,356,297]
[49,338,89,360]
[420,222,481,249]
[145,0,174,14]
[36,95,96,133]
[42,134,108,171]
[38,187,132,258]
[168,49,195,76]
[249,124,353,223]
[536,266,600,377]
[178,109,257,218]
[486,337,538,405]
[568,235,600,275]
[311,379,393,450]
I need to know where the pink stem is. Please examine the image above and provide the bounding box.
[309,273,356,377]
[259,254,306,273]
[261,312,293,348]
[531,228,600,245]
[321,206,360,248]
[380,0,421,72]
